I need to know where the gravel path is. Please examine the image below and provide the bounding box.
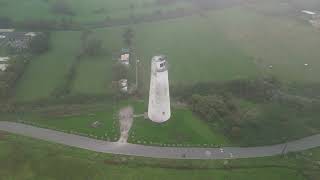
[118,106,134,143]
[1,121,320,159]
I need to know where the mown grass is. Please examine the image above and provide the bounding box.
[1,102,120,141]
[128,100,229,146]
[0,133,316,180]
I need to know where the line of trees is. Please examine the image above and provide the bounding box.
[0,57,29,101]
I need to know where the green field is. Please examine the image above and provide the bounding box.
[14,5,320,100]
[71,28,124,95]
[1,133,319,180]
[5,1,320,149]
[212,7,320,83]
[72,57,114,95]
[0,0,194,23]
[129,108,229,146]
[15,31,81,101]
[83,5,320,93]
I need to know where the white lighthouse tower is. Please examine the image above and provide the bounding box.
[148,55,171,123]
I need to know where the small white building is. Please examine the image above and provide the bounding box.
[0,29,14,33]
[119,79,128,92]
[25,32,37,37]
[119,53,130,65]
[302,10,317,19]
[302,10,316,15]
[0,64,9,71]
[0,57,10,62]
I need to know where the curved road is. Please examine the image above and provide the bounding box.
[1,121,320,160]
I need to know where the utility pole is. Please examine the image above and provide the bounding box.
[136,59,140,89]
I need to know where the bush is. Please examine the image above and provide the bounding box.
[190,94,236,123]
[29,33,50,54]
[83,39,103,56]
[0,17,13,28]
[51,1,75,16]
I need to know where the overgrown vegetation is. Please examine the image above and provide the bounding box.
[0,57,29,101]
[173,77,320,146]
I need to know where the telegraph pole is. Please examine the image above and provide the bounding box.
[136,59,140,89]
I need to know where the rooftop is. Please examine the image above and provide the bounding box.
[0,57,10,62]
[302,10,316,15]
[0,64,9,71]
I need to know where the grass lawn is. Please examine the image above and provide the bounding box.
[15,31,81,101]
[0,133,316,180]
[129,103,229,146]
[17,105,120,141]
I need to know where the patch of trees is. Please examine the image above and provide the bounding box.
[79,30,105,57]
[0,17,13,28]
[190,94,237,123]
[29,33,50,54]
[155,0,179,5]
[112,63,129,81]
[17,20,57,30]
[226,77,281,102]
[52,56,79,98]
[189,94,242,138]
[51,1,75,16]
[172,77,281,103]
[123,27,134,47]
[93,8,106,14]
[82,39,104,56]
[0,58,29,101]
[172,77,284,141]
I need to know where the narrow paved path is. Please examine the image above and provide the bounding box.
[1,121,320,159]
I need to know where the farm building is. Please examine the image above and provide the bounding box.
[0,29,14,33]
[0,57,9,62]
[0,31,39,52]
[0,57,10,72]
[119,53,130,65]
[119,79,128,93]
[118,48,130,65]
[0,64,9,71]
[300,10,320,29]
